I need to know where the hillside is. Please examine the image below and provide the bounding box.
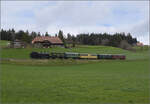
[1,44,149,60]
[1,41,149,104]
[0,40,10,47]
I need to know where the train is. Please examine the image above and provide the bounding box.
[30,51,126,60]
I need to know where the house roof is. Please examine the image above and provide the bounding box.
[136,42,143,46]
[32,36,63,44]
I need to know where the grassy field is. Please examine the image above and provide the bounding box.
[0,40,9,47]
[0,40,150,104]
[1,45,150,60]
[1,60,150,104]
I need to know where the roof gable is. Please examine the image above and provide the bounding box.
[32,36,63,44]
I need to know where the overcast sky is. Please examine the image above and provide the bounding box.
[1,1,149,45]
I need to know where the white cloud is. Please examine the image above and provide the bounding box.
[1,1,149,45]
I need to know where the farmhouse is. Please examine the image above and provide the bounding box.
[10,39,26,48]
[32,36,63,48]
[136,42,144,46]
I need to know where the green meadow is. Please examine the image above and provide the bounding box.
[1,44,150,60]
[0,40,150,104]
[0,40,10,48]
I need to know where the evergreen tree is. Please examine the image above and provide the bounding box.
[55,34,57,37]
[45,32,49,36]
[38,32,41,36]
[11,28,15,41]
[31,31,37,39]
[72,35,76,47]
[58,30,64,41]
[58,30,67,48]
[67,33,72,44]
[16,30,25,40]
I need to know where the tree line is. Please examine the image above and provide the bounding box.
[72,32,137,47]
[0,29,41,43]
[0,29,137,49]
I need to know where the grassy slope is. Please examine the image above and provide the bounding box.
[1,60,149,103]
[1,41,150,103]
[1,45,150,60]
[0,40,9,47]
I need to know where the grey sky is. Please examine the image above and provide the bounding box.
[1,1,149,44]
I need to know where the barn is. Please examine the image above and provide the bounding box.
[32,36,64,48]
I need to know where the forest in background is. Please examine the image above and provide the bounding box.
[0,29,138,49]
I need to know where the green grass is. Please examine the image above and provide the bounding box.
[1,59,100,66]
[0,40,10,47]
[1,45,150,60]
[1,60,149,104]
[1,43,150,103]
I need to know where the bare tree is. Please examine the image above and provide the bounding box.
[119,40,133,51]
[101,39,109,46]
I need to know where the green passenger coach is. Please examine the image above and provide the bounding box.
[64,52,80,59]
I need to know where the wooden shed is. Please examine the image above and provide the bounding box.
[10,39,26,48]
